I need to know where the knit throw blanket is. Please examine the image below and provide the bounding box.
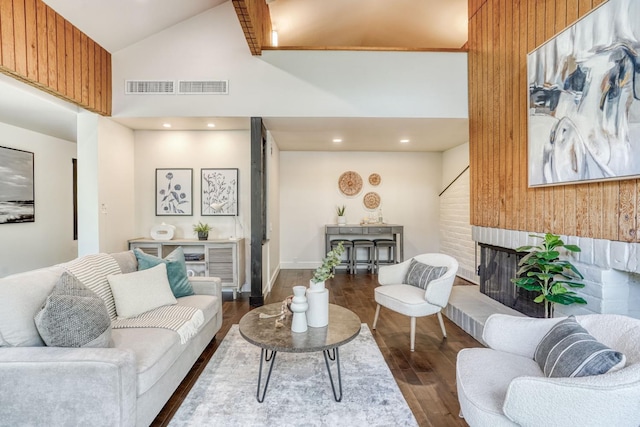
[112,305,204,344]
[64,253,204,344]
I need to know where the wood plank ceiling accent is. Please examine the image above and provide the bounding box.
[467,0,636,242]
[0,0,111,116]
[232,0,272,56]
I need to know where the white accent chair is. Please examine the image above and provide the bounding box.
[372,253,458,351]
[456,313,640,427]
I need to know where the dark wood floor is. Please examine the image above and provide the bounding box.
[151,270,482,427]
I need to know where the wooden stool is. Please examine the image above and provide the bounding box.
[330,239,353,273]
[352,239,375,273]
[373,239,397,273]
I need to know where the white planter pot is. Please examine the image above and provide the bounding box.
[337,216,347,225]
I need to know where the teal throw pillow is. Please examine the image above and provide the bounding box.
[134,247,195,298]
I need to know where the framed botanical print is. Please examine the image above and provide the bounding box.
[156,168,193,216]
[201,168,239,216]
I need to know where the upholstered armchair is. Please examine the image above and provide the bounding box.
[372,253,458,351]
[456,313,640,427]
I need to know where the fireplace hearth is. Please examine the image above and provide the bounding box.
[479,244,544,318]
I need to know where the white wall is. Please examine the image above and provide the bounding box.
[0,122,77,277]
[112,2,468,120]
[133,130,252,284]
[264,131,281,293]
[97,118,136,253]
[279,151,442,268]
[440,142,476,283]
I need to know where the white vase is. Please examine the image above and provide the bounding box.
[337,216,347,225]
[290,286,309,333]
[306,280,329,327]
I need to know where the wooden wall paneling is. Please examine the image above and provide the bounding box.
[618,180,637,242]
[498,0,507,229]
[575,184,589,236]
[87,38,94,110]
[100,49,105,111]
[34,0,46,85]
[578,0,592,18]
[1,0,16,70]
[45,4,56,91]
[502,0,513,230]
[94,44,101,112]
[589,182,603,238]
[24,0,36,80]
[525,0,537,232]
[481,5,490,227]
[468,12,476,224]
[55,13,65,95]
[80,32,88,105]
[602,181,619,240]
[509,0,519,231]
[72,26,80,103]
[12,0,27,77]
[106,51,111,115]
[518,0,528,231]
[64,20,72,98]
[490,0,499,228]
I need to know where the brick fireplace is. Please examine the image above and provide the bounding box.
[472,226,640,319]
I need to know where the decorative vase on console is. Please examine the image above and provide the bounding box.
[306,242,345,328]
[290,286,309,333]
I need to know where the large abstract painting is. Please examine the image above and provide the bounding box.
[0,146,34,224]
[527,0,640,186]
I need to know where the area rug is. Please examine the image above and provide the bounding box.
[169,324,418,427]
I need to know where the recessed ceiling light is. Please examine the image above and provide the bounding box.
[332,138,343,143]
[207,123,215,128]
[162,123,172,128]
[400,139,410,143]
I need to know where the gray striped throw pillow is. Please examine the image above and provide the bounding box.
[404,259,447,290]
[534,315,626,377]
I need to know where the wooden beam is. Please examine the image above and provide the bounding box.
[232,0,272,56]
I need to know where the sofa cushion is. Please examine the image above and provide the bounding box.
[110,251,138,274]
[134,247,194,298]
[34,272,111,348]
[0,266,64,347]
[107,263,177,319]
[457,347,541,427]
[110,294,218,396]
[534,315,626,377]
[404,259,447,290]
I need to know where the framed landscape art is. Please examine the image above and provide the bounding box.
[201,168,239,216]
[527,0,640,186]
[0,146,34,224]
[156,168,193,216]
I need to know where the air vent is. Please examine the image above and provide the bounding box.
[178,80,228,95]
[125,80,174,94]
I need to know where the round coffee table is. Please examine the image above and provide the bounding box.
[239,303,361,402]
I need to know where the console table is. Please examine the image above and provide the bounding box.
[324,224,404,262]
[128,238,245,299]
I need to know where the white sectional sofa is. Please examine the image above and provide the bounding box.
[0,250,223,427]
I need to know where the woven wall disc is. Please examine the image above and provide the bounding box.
[338,171,363,196]
[363,192,381,209]
[368,173,381,186]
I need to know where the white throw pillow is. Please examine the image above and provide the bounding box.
[107,263,177,319]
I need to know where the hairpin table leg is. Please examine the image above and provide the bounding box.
[323,347,343,402]
[256,348,277,402]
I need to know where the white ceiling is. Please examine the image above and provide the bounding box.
[4,0,469,151]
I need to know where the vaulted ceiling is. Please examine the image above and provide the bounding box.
[3,0,469,150]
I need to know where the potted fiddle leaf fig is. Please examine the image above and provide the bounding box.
[511,233,586,318]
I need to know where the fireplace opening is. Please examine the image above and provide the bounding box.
[479,244,544,318]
